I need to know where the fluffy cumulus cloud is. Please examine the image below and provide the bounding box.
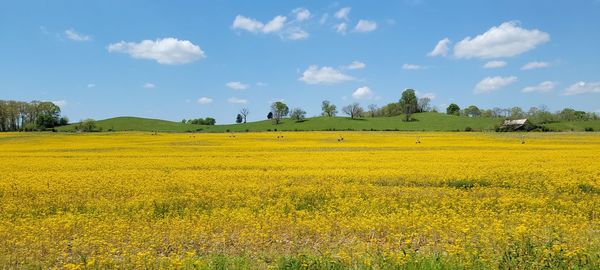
[226,81,249,90]
[233,12,311,40]
[563,81,600,96]
[521,61,549,70]
[293,8,311,21]
[197,97,213,104]
[347,61,365,70]
[232,15,265,32]
[262,15,287,33]
[522,81,556,93]
[483,61,507,69]
[228,97,248,104]
[402,64,425,70]
[335,7,351,20]
[143,83,156,88]
[107,38,205,65]
[352,86,374,100]
[428,38,451,57]
[454,21,550,59]
[299,65,355,85]
[474,76,518,94]
[355,20,377,32]
[65,28,91,41]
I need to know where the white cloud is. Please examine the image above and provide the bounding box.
[521,61,549,70]
[483,60,507,69]
[347,61,366,70]
[197,97,213,104]
[65,28,91,41]
[228,97,248,104]
[226,81,249,90]
[335,23,348,34]
[402,64,425,70]
[87,83,95,88]
[416,91,436,100]
[355,20,377,32]
[352,86,374,100]
[474,76,518,94]
[428,38,451,57]
[107,38,205,65]
[232,15,264,32]
[299,65,355,85]
[52,100,67,107]
[284,27,309,40]
[293,8,311,21]
[563,81,600,96]
[335,7,351,20]
[522,81,556,93]
[143,83,156,88]
[263,15,287,33]
[454,21,550,59]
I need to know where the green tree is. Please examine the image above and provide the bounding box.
[464,105,481,117]
[290,107,307,122]
[321,100,337,117]
[270,101,289,124]
[236,114,243,124]
[399,89,418,121]
[446,103,461,116]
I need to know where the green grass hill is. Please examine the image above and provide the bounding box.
[56,113,600,133]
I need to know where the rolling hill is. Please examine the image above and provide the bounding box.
[57,113,600,133]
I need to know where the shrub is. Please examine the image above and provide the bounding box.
[465,126,473,132]
[584,127,594,132]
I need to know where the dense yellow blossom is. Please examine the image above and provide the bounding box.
[0,132,598,269]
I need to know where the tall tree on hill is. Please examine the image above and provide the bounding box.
[270,101,289,124]
[446,103,461,116]
[321,100,338,117]
[236,114,243,124]
[342,103,364,119]
[239,108,249,123]
[399,89,418,121]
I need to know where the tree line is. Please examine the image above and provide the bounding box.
[230,88,598,125]
[0,100,68,131]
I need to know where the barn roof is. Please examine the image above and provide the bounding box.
[503,119,528,126]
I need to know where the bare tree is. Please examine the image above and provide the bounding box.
[342,103,364,119]
[239,108,249,123]
[367,104,378,117]
[417,97,431,112]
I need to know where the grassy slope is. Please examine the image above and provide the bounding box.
[57,113,600,133]
[202,113,501,132]
[56,116,200,132]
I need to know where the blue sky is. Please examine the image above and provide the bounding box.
[1,0,600,124]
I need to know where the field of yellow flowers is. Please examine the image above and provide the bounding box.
[0,132,598,269]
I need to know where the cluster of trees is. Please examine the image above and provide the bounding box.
[0,100,68,131]
[444,103,599,123]
[230,88,598,126]
[182,117,216,125]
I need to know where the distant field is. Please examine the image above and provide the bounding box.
[0,132,598,269]
[56,113,600,133]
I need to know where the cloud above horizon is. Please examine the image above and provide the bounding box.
[474,76,518,94]
[299,65,355,85]
[454,21,550,59]
[107,38,205,65]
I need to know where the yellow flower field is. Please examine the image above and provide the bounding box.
[0,132,598,269]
